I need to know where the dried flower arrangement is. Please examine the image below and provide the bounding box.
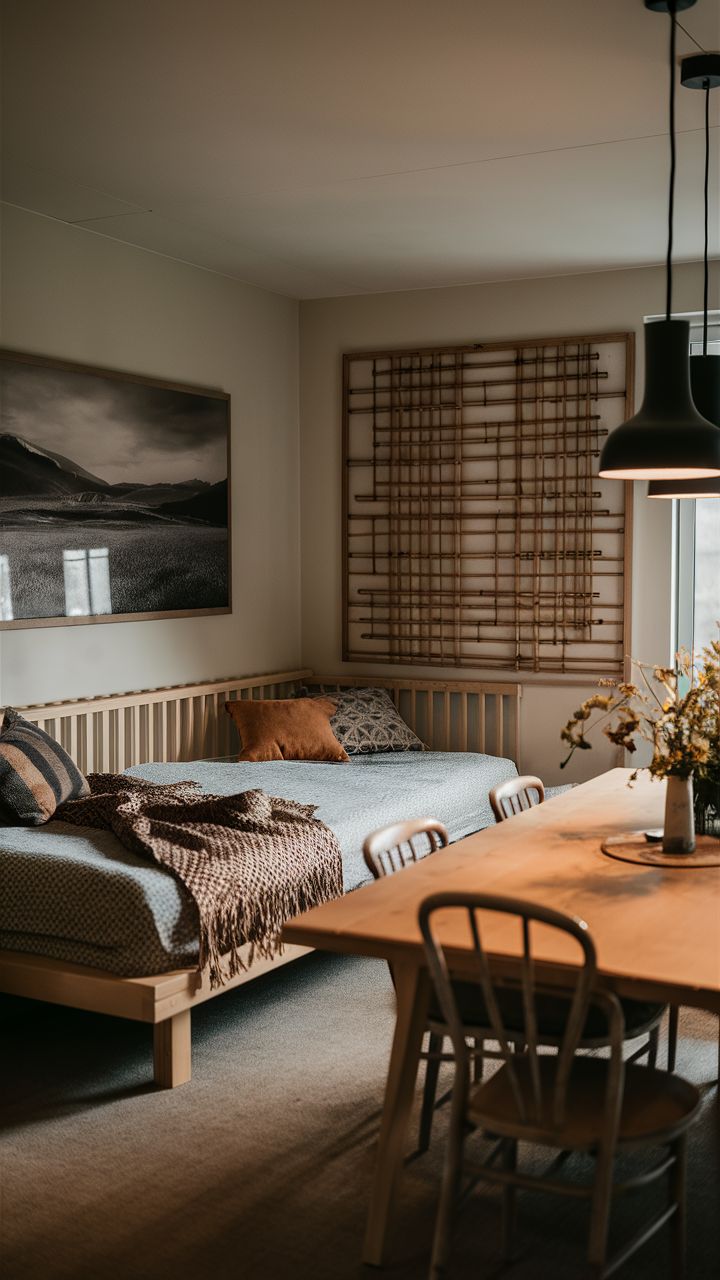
[692,639,720,837]
[559,637,720,854]
[560,639,720,781]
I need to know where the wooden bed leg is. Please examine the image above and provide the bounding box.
[153,1010,192,1088]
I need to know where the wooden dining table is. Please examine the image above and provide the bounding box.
[281,768,720,1267]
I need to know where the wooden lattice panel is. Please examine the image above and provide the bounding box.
[342,333,633,675]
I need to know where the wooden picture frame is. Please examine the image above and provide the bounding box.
[0,349,231,629]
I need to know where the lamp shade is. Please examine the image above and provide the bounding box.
[598,319,720,480]
[648,353,720,497]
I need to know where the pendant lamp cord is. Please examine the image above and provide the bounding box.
[703,82,709,355]
[666,0,677,322]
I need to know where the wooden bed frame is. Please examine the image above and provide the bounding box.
[0,668,522,1088]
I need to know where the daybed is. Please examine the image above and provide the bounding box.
[0,669,522,1087]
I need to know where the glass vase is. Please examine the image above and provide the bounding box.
[663,774,695,855]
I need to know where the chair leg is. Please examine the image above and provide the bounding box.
[429,1084,467,1279]
[668,1007,679,1072]
[472,1037,484,1084]
[419,1032,443,1154]
[669,1135,687,1280]
[648,1024,659,1068]
[501,1138,518,1261]
[587,1141,615,1276]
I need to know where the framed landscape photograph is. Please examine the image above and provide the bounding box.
[0,350,230,629]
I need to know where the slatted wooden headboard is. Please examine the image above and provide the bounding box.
[314,675,521,762]
[18,670,522,771]
[19,669,312,773]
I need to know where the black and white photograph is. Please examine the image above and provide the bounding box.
[0,351,230,627]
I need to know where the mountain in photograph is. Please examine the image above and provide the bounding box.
[156,479,228,526]
[0,434,226,528]
[0,433,109,496]
[113,483,211,506]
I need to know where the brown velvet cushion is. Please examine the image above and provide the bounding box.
[225,697,350,763]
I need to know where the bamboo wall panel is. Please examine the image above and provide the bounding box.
[343,334,633,676]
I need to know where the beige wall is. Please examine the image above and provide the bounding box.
[3,206,716,785]
[299,260,719,785]
[0,205,301,705]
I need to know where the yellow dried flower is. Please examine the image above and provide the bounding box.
[653,666,675,684]
[584,694,615,711]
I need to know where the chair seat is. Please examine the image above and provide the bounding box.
[468,1055,700,1150]
[428,982,664,1043]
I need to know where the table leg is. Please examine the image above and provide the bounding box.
[363,959,430,1267]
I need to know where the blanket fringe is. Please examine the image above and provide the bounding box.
[203,854,342,988]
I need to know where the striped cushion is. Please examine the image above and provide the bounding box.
[0,709,89,825]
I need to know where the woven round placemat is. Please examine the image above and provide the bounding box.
[601,833,720,869]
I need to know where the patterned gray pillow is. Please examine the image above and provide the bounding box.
[296,685,424,754]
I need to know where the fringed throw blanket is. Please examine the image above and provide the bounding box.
[57,774,343,988]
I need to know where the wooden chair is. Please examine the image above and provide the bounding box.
[364,818,461,1152]
[363,818,448,880]
[363,819,663,1154]
[489,774,665,1069]
[489,775,545,823]
[420,891,701,1279]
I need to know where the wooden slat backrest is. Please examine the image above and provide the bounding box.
[363,818,449,880]
[17,671,522,772]
[489,775,546,823]
[314,675,521,762]
[18,669,313,770]
[418,891,617,1130]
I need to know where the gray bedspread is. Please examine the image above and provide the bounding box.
[0,751,517,976]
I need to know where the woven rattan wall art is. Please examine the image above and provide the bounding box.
[342,333,634,676]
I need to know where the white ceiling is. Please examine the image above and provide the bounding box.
[2,0,719,299]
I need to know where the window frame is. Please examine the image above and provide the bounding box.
[670,312,720,656]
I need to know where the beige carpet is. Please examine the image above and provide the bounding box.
[1,952,718,1280]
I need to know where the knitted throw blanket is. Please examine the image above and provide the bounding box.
[57,774,343,988]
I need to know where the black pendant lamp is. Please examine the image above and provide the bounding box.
[598,0,720,482]
[649,50,720,498]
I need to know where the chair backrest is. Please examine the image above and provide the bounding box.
[489,775,545,823]
[363,817,449,880]
[419,891,624,1133]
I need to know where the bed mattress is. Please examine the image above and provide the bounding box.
[0,751,517,976]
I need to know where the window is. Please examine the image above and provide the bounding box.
[62,548,112,617]
[693,498,720,652]
[675,314,720,657]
